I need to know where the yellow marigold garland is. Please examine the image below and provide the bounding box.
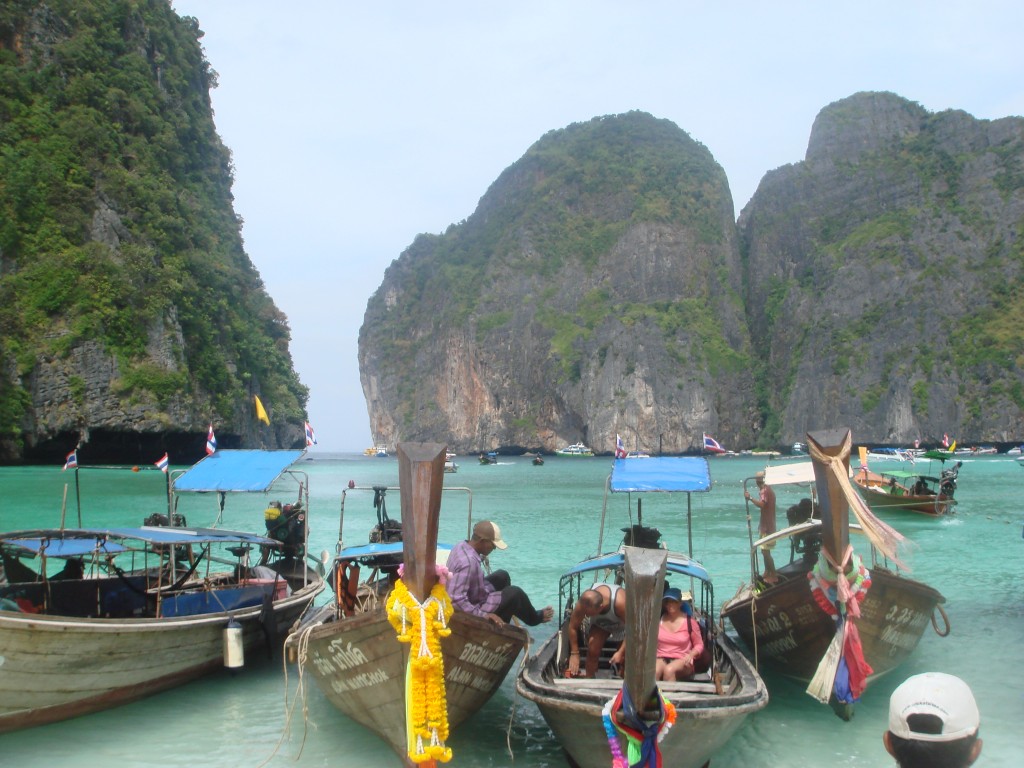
[386,578,454,764]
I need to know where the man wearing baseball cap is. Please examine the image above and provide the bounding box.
[884,672,982,767]
[446,519,553,627]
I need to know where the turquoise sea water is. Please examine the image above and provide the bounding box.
[1,452,1021,767]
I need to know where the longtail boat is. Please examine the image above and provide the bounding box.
[0,450,325,732]
[516,457,768,768]
[853,447,961,517]
[286,442,528,765]
[721,429,949,719]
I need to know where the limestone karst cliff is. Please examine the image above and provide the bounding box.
[360,113,758,455]
[0,1,308,463]
[362,97,1024,453]
[740,92,1024,447]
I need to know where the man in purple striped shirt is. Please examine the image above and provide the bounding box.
[446,520,553,627]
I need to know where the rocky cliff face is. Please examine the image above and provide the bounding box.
[0,2,307,463]
[740,92,1024,446]
[360,113,758,455]
[363,96,1024,453]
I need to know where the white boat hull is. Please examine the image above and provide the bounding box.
[0,581,322,732]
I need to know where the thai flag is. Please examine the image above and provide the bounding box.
[703,433,725,454]
[154,453,169,473]
[304,420,318,447]
[614,434,627,459]
[63,450,78,471]
[942,433,950,448]
[206,424,217,455]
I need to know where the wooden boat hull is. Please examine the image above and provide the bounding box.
[293,605,528,759]
[515,630,768,768]
[0,580,322,732]
[854,481,955,516]
[722,567,945,684]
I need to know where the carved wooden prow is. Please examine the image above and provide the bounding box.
[807,428,851,570]
[623,545,669,720]
[397,442,447,602]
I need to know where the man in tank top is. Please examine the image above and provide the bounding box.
[565,582,626,678]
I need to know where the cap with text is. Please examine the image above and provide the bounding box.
[888,672,980,743]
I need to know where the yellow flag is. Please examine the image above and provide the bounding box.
[948,440,956,453]
[254,394,270,425]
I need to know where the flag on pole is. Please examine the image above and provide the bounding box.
[614,434,627,459]
[155,453,169,473]
[206,424,217,455]
[702,433,725,454]
[254,395,270,425]
[304,421,318,447]
[63,450,78,471]
[942,433,949,448]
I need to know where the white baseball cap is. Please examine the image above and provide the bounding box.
[888,672,980,743]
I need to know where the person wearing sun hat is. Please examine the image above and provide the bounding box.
[446,519,553,627]
[744,470,778,584]
[654,586,704,681]
[883,672,982,767]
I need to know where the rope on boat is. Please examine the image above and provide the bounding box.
[748,590,760,672]
[255,619,317,768]
[931,604,951,637]
[503,619,533,762]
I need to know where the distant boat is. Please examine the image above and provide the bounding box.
[1005,445,1023,455]
[855,448,961,517]
[555,442,593,457]
[478,451,498,465]
[364,446,388,457]
[792,442,807,455]
[530,453,545,466]
[862,447,916,463]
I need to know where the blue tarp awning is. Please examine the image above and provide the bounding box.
[172,449,306,493]
[563,551,710,583]
[609,457,712,493]
[2,527,280,553]
[2,538,127,557]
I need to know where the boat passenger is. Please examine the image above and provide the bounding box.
[446,520,553,628]
[565,582,627,678]
[883,672,982,767]
[50,558,84,580]
[655,588,705,681]
[744,471,778,583]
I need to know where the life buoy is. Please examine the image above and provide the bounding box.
[335,560,360,615]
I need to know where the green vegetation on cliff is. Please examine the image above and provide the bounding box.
[0,0,307,455]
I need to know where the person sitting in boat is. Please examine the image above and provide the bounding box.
[50,558,84,581]
[446,519,553,628]
[884,672,982,767]
[654,588,705,681]
[912,477,932,496]
[744,471,778,584]
[565,582,627,678]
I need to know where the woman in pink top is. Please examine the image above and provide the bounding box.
[656,587,704,681]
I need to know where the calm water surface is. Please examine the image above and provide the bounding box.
[1,452,1020,766]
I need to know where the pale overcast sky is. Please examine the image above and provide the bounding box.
[170,1,1023,451]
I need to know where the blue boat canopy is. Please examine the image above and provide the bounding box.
[2,537,127,557]
[2,526,280,553]
[172,449,306,493]
[563,551,710,583]
[337,542,454,560]
[609,457,711,493]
